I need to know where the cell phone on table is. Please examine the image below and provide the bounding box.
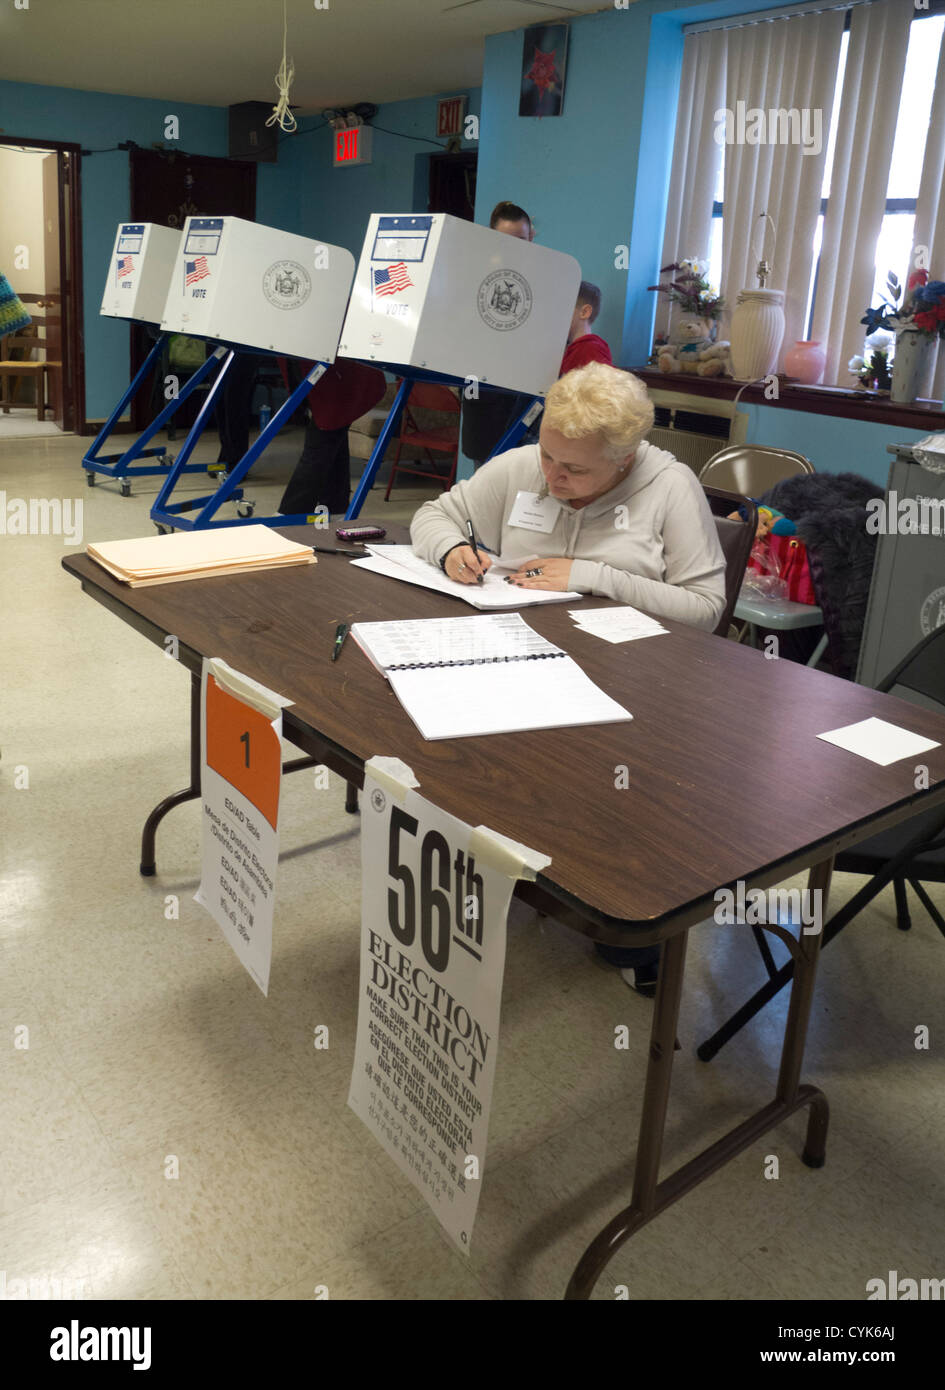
[335,525,386,542]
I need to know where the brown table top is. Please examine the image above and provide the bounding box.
[62,524,945,940]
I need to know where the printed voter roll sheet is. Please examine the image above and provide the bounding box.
[195,658,291,995]
[348,759,551,1253]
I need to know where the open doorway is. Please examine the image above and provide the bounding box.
[0,138,82,438]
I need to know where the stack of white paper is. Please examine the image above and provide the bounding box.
[568,606,668,643]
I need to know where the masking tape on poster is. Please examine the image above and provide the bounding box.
[365,755,421,804]
[469,826,551,882]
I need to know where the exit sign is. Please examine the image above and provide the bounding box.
[334,125,373,166]
[436,96,466,139]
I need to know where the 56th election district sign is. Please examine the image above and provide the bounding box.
[348,772,518,1252]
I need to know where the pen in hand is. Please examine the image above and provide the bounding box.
[465,518,485,585]
[331,622,349,662]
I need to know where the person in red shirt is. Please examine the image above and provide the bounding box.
[560,281,612,375]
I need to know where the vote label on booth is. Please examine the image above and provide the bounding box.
[195,659,284,995]
[348,767,531,1253]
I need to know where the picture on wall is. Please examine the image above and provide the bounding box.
[519,23,568,118]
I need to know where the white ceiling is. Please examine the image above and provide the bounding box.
[0,0,612,112]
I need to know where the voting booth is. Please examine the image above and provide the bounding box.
[340,213,581,515]
[160,216,353,363]
[150,217,355,532]
[85,222,222,493]
[100,222,180,324]
[340,213,580,393]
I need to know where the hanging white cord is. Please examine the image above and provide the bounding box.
[266,0,297,134]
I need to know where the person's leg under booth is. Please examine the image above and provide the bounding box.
[279,420,351,517]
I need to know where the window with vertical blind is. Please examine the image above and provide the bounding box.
[657,0,945,393]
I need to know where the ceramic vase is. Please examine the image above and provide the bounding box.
[784,340,826,385]
[729,289,785,381]
[890,328,934,405]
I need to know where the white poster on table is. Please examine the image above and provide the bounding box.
[194,658,292,995]
[347,757,550,1252]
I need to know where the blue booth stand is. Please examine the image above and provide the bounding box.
[82,335,227,496]
[149,350,327,532]
[345,368,543,520]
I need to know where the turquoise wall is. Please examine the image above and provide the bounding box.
[0,80,300,420]
[296,87,481,257]
[736,404,933,490]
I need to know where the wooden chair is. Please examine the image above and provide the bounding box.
[384,382,461,500]
[0,298,61,421]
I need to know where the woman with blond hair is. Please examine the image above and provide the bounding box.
[410,361,727,994]
[410,361,726,631]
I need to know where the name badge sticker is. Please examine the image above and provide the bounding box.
[507,490,559,534]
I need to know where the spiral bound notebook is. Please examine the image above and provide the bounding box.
[351,613,632,740]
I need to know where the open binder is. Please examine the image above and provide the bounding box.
[351,613,632,740]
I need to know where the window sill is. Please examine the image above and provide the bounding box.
[632,369,945,430]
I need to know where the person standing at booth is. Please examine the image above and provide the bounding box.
[460,202,538,469]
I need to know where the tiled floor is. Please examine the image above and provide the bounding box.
[2,428,943,1301]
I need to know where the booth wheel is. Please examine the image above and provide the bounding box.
[86,472,96,487]
[155,523,171,535]
[236,501,255,519]
[120,482,132,498]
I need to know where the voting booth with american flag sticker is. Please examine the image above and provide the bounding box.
[100,222,181,325]
[339,213,580,395]
[160,216,354,363]
[84,222,213,493]
[340,213,581,516]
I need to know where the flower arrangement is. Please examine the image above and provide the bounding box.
[860,269,945,340]
[848,347,892,393]
[648,259,724,320]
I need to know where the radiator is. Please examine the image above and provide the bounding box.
[645,394,748,475]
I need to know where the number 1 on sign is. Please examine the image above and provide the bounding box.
[240,731,250,768]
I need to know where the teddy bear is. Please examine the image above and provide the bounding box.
[657,339,732,378]
[655,314,732,377]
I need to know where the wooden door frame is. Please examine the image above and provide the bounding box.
[0,135,85,434]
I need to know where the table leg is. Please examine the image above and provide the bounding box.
[776,856,832,1166]
[140,671,202,875]
[139,671,357,875]
[564,857,833,1298]
[565,929,688,1299]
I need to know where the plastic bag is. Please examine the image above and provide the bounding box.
[741,539,788,600]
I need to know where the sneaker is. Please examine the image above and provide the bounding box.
[620,962,659,997]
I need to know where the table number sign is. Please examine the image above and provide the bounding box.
[348,756,550,1251]
[195,658,291,994]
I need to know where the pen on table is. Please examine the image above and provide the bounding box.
[312,545,364,558]
[464,518,485,585]
[331,622,349,662]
